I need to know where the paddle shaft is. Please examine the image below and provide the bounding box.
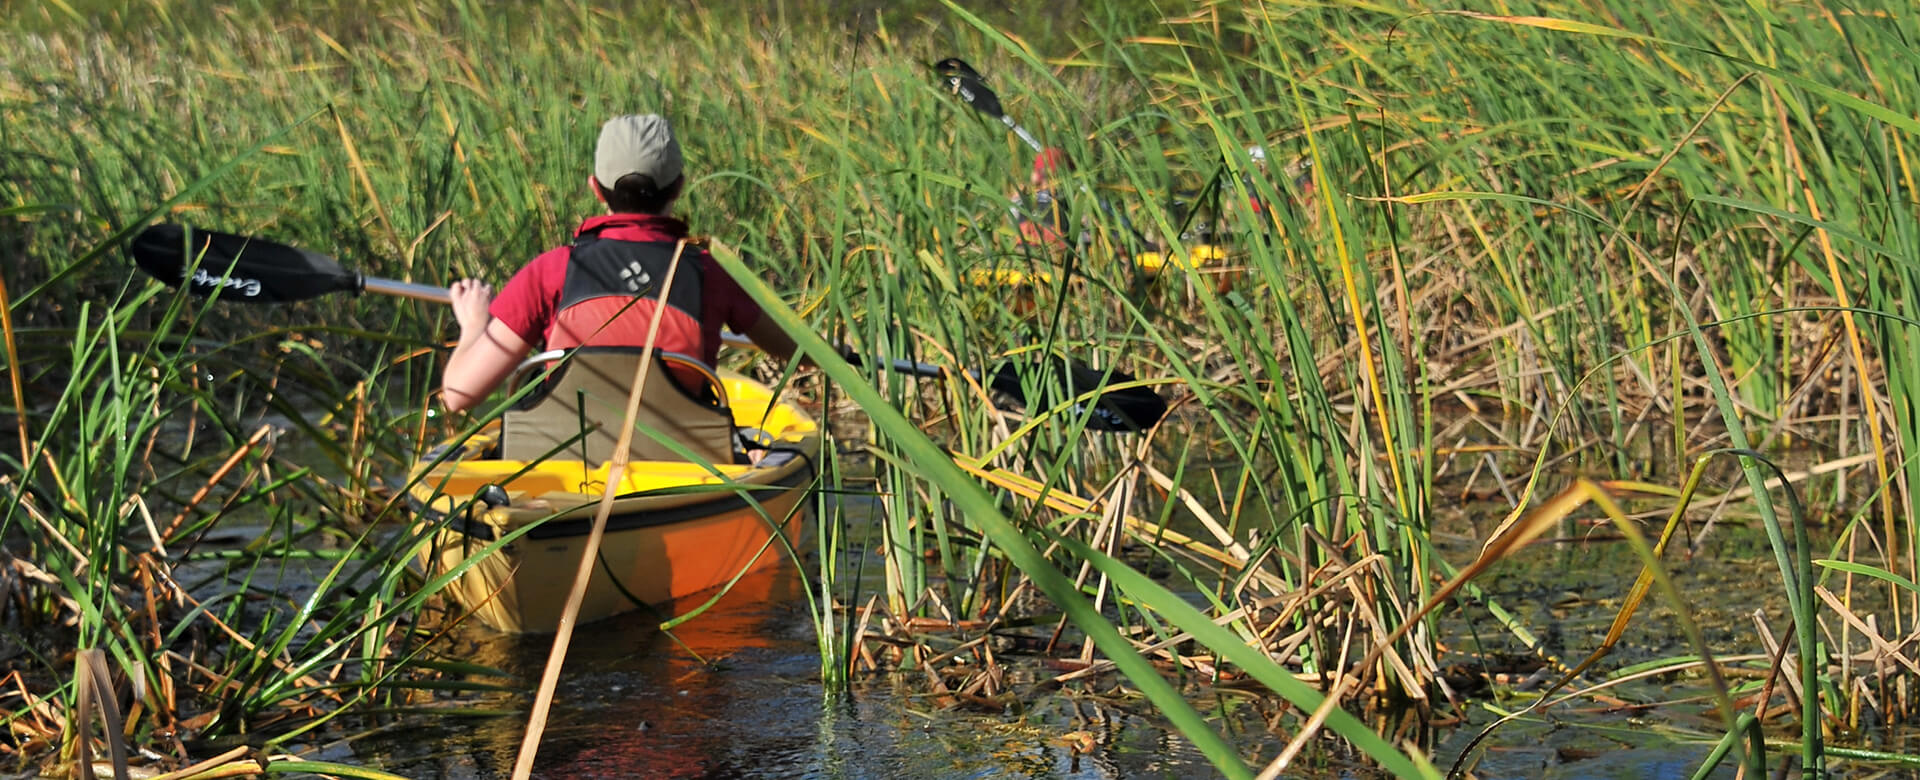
[369,273,1150,425]
[998,114,1044,153]
[362,276,452,304]
[128,222,1168,429]
[353,274,952,380]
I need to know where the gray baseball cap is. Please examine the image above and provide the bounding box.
[594,114,683,188]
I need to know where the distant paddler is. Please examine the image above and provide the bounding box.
[1245,144,1316,236]
[1012,146,1075,250]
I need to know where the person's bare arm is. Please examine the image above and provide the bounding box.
[443,280,533,413]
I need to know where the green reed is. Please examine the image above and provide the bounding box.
[0,254,484,776]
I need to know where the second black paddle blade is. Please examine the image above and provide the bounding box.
[988,358,1168,431]
[130,224,361,304]
[931,57,982,81]
[932,57,1005,119]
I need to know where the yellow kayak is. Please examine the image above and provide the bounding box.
[963,243,1233,291]
[1131,244,1230,274]
[407,351,819,633]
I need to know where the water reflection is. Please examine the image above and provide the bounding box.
[524,568,816,778]
[374,564,816,778]
[348,557,1256,778]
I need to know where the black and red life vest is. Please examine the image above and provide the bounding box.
[547,229,708,359]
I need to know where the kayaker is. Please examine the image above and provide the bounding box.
[1244,144,1315,236]
[1012,147,1073,248]
[1010,147,1152,255]
[441,113,801,413]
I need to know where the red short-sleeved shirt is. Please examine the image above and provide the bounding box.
[488,214,763,367]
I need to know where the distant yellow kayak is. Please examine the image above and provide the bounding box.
[961,243,1233,290]
[965,267,1055,287]
[1132,244,1230,274]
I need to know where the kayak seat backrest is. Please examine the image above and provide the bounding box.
[499,348,736,466]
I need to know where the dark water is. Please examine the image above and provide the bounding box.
[327,564,1264,778]
[315,555,1795,778]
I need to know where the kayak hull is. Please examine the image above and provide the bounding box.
[415,477,808,633]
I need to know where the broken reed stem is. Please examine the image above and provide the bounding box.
[512,240,687,780]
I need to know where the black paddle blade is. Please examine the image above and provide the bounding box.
[130,223,361,304]
[987,358,1168,431]
[932,57,981,80]
[933,57,1005,119]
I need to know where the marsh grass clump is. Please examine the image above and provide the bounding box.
[0,270,501,775]
[6,0,1920,776]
